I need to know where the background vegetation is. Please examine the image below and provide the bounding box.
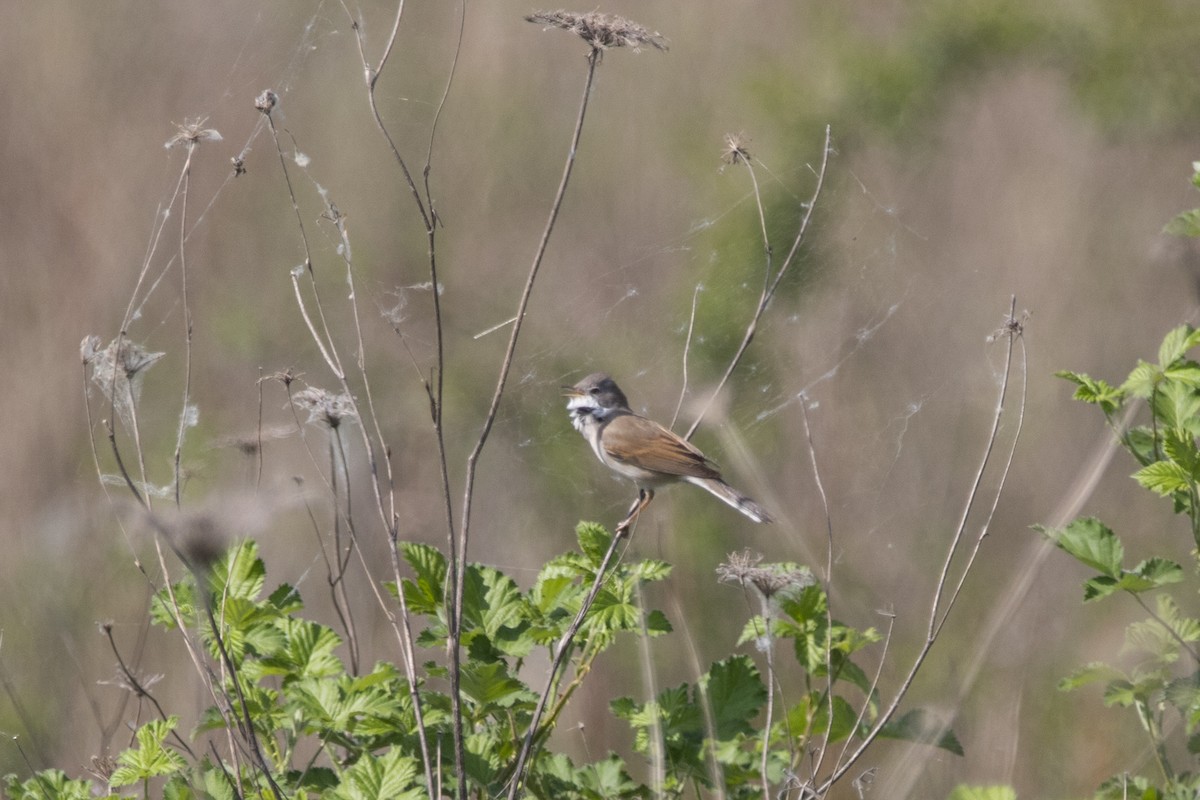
[3,0,1200,797]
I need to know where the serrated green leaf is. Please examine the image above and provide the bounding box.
[1133,460,1192,496]
[1122,360,1163,399]
[459,660,533,710]
[332,748,423,800]
[3,770,110,800]
[1158,326,1200,366]
[576,521,614,565]
[700,656,766,740]
[1041,517,1123,576]
[400,542,447,617]
[1058,661,1125,692]
[210,540,265,601]
[644,609,672,636]
[109,717,187,787]
[1056,370,1123,413]
[1165,209,1200,237]
[1083,575,1120,601]
[1134,558,1185,589]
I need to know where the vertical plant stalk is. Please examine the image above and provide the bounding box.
[338,2,453,793]
[507,527,628,800]
[172,146,196,508]
[817,300,1027,795]
[684,126,832,443]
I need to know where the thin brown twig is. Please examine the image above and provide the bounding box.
[465,45,603,799]
[684,126,832,443]
[335,5,442,793]
[817,299,1026,794]
[669,284,703,430]
[172,145,196,508]
[507,527,630,800]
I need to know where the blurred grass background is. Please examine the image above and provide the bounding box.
[3,0,1200,796]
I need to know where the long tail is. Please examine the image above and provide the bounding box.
[687,477,773,524]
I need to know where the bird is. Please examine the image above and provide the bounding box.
[563,372,773,532]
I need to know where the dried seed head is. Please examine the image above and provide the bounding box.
[82,336,166,431]
[255,89,279,114]
[165,117,223,150]
[292,386,357,429]
[526,10,668,53]
[717,550,814,599]
[721,132,752,165]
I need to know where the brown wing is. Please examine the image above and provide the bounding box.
[602,413,723,480]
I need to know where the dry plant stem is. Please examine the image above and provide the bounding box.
[507,526,628,800]
[758,599,776,800]
[255,369,265,492]
[340,6,451,794]
[669,284,703,430]
[817,301,1025,795]
[264,116,344,380]
[634,582,666,798]
[469,44,602,796]
[208,741,244,800]
[684,126,832,443]
[267,93,437,778]
[172,147,196,508]
[797,393,839,785]
[201,589,287,798]
[329,427,362,673]
[101,625,195,758]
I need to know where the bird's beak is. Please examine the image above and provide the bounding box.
[562,385,584,397]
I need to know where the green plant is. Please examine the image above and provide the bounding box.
[1041,323,1200,798]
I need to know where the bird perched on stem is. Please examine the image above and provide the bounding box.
[563,372,773,533]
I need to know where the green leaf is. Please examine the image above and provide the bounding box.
[1055,370,1123,414]
[109,717,187,787]
[2,770,110,800]
[1123,359,1166,400]
[877,709,963,756]
[259,617,343,678]
[701,656,766,740]
[1165,209,1200,237]
[210,540,266,601]
[576,521,614,566]
[947,786,1017,800]
[459,660,533,710]
[1058,661,1125,692]
[1133,461,1192,497]
[1037,517,1123,576]
[1158,325,1200,367]
[332,748,424,800]
[400,542,447,616]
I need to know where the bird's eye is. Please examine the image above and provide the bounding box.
[589,387,600,395]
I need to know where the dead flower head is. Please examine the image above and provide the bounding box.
[165,117,223,150]
[292,386,357,429]
[526,10,668,53]
[721,132,752,166]
[717,550,814,600]
[255,89,278,114]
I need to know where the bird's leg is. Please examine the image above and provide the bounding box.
[616,489,655,534]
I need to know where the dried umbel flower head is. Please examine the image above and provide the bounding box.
[165,117,223,150]
[292,386,357,429]
[255,88,278,114]
[717,550,815,600]
[526,10,668,53]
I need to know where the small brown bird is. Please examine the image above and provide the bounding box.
[563,372,773,532]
